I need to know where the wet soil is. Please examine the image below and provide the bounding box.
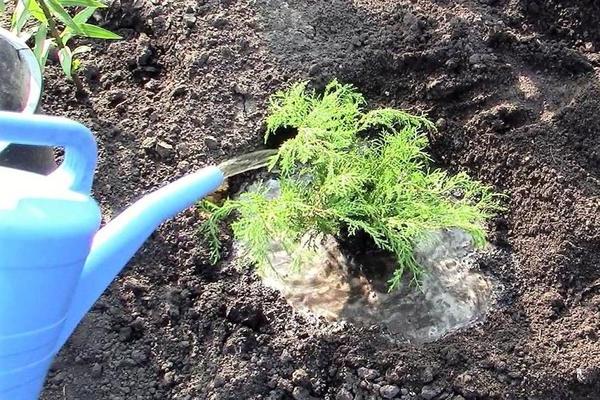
[34,0,600,399]
[261,228,501,344]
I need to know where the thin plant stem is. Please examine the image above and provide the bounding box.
[36,0,84,93]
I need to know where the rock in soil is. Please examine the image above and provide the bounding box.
[357,367,380,380]
[155,141,174,158]
[380,384,400,399]
[420,382,446,400]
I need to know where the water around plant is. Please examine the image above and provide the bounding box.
[260,227,498,343]
[217,150,493,341]
[233,180,499,343]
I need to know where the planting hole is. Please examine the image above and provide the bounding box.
[241,180,499,343]
[202,81,503,343]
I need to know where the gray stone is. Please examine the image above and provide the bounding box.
[156,141,174,158]
[204,135,220,150]
[170,85,187,97]
[380,384,400,398]
[211,15,227,28]
[119,358,135,367]
[91,363,102,378]
[108,90,126,104]
[136,35,153,66]
[144,80,160,92]
[220,46,234,58]
[468,54,482,65]
[131,349,147,364]
[421,383,444,400]
[576,366,599,384]
[141,136,157,151]
[335,388,353,400]
[51,371,66,384]
[118,326,133,342]
[195,52,209,67]
[183,14,196,28]
[232,83,249,95]
[292,368,310,387]
[213,374,226,388]
[177,160,190,172]
[161,371,175,388]
[292,386,317,400]
[357,367,379,380]
[175,143,192,157]
[421,366,435,383]
[130,317,145,331]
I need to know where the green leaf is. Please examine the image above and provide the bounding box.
[58,46,73,77]
[59,0,107,7]
[0,0,5,13]
[40,38,53,67]
[27,0,47,23]
[61,27,74,45]
[46,0,82,33]
[19,30,34,41]
[72,45,91,56]
[72,58,82,72]
[61,6,96,43]
[32,23,49,68]
[11,0,31,33]
[73,6,96,23]
[77,23,121,39]
[60,6,94,45]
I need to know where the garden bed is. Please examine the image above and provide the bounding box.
[39,0,599,399]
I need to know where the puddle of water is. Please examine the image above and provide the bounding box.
[245,180,498,343]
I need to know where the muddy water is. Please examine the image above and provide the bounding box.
[241,179,498,343]
[261,229,497,343]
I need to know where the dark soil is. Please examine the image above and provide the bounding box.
[36,0,599,399]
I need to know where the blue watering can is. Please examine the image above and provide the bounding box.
[0,111,225,399]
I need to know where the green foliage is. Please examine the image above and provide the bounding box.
[199,80,503,290]
[3,0,121,82]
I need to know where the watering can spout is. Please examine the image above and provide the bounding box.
[56,166,224,350]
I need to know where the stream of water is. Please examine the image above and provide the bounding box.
[217,149,278,178]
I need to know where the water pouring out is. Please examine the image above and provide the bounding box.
[217,149,278,178]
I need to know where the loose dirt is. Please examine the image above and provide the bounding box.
[33,0,599,399]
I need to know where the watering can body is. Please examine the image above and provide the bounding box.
[0,111,224,399]
[0,174,101,399]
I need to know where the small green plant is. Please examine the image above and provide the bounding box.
[1,0,121,91]
[199,80,502,290]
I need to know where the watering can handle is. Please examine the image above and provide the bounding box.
[0,111,97,194]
